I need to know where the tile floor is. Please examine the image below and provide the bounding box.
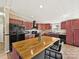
[62,44,79,59]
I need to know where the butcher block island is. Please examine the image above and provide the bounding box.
[12,36,58,59]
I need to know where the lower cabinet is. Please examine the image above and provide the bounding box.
[66,30,74,45]
[12,48,45,59]
[66,29,79,47]
[73,29,79,46]
[12,48,20,59]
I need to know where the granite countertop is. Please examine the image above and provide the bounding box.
[51,29,66,35]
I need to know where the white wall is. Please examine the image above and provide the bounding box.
[0,0,5,7]
[0,16,4,42]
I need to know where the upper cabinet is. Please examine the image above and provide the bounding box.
[72,19,79,29]
[9,18,33,30]
[23,22,32,30]
[9,18,23,26]
[37,23,51,30]
[61,21,66,29]
[61,19,79,30]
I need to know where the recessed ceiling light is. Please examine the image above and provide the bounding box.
[40,5,43,8]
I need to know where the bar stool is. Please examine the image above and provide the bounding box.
[44,48,62,59]
[50,40,60,51]
[44,41,63,59]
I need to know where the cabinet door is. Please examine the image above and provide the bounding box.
[9,18,15,24]
[29,22,32,29]
[66,30,73,45]
[61,22,66,29]
[72,20,79,29]
[66,20,73,45]
[73,29,79,46]
[65,20,72,30]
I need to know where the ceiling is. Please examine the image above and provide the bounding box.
[1,0,79,23]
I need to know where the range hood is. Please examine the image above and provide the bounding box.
[32,20,38,29]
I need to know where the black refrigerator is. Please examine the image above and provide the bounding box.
[9,24,25,51]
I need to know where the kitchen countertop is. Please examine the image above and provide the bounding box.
[52,29,66,35]
[12,36,58,59]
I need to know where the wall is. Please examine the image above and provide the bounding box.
[0,16,4,42]
[0,0,5,7]
[2,7,9,52]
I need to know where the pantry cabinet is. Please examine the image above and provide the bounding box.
[61,21,66,29]
[73,29,79,46]
[61,19,79,46]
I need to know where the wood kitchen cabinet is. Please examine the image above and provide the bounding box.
[65,20,73,30]
[9,18,23,26]
[72,20,79,29]
[23,22,32,30]
[66,30,73,45]
[9,18,33,29]
[9,18,33,51]
[61,19,79,46]
[61,21,66,29]
[37,23,51,30]
[73,29,79,46]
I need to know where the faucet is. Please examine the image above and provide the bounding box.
[38,32,42,42]
[38,30,50,41]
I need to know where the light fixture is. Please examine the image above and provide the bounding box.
[40,5,43,8]
[40,0,48,8]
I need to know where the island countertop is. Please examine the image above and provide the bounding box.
[12,36,58,59]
